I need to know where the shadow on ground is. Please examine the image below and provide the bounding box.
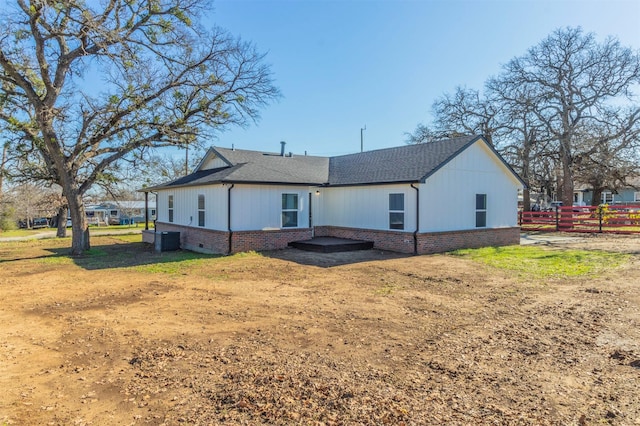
[0,241,214,270]
[263,247,411,268]
[45,242,221,270]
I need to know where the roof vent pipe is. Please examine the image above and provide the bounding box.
[280,141,286,156]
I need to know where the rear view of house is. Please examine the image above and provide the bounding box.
[142,135,524,255]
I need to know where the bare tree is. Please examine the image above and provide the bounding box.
[432,87,502,147]
[408,28,640,211]
[499,27,640,207]
[573,112,640,205]
[486,77,553,211]
[0,0,279,254]
[404,124,449,144]
[406,87,500,145]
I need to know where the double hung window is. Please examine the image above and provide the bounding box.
[282,194,298,227]
[198,194,205,227]
[389,193,405,230]
[476,194,487,228]
[601,192,613,204]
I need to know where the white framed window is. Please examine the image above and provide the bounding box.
[281,193,298,228]
[389,193,404,230]
[601,192,613,204]
[476,194,487,228]
[197,194,205,227]
[168,195,174,223]
[634,192,640,202]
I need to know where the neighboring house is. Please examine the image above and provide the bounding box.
[142,135,524,255]
[575,179,640,206]
[85,201,157,225]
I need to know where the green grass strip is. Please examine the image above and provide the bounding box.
[451,245,629,279]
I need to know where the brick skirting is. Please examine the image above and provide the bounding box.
[315,226,415,253]
[230,228,312,253]
[154,222,229,254]
[153,222,520,255]
[316,225,520,254]
[153,222,312,254]
[416,227,520,254]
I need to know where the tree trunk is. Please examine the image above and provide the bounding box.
[0,143,7,201]
[67,190,90,255]
[559,140,575,208]
[521,144,532,211]
[56,205,68,238]
[591,188,603,207]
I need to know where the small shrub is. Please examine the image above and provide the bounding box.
[597,204,615,224]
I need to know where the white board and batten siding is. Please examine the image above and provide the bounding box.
[420,140,521,233]
[316,184,417,232]
[158,184,312,231]
[157,185,228,230]
[199,153,228,170]
[230,184,311,231]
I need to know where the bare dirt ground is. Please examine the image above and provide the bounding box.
[1,233,639,425]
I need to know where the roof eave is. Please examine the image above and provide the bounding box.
[326,179,420,188]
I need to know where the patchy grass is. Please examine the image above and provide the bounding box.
[113,234,143,243]
[132,251,222,275]
[0,228,54,238]
[451,245,629,279]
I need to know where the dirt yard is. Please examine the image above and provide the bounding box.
[1,233,639,425]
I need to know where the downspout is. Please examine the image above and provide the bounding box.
[227,184,235,255]
[411,184,419,255]
[151,191,157,229]
[144,191,149,230]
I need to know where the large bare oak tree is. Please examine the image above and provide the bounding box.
[408,27,640,209]
[0,0,278,254]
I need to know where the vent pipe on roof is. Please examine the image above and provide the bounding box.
[280,141,286,156]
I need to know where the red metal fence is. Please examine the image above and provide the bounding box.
[519,205,640,234]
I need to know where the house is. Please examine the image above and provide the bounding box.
[574,179,640,206]
[98,201,157,225]
[84,201,157,225]
[141,135,524,255]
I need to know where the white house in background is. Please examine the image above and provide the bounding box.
[142,135,525,255]
[85,201,157,225]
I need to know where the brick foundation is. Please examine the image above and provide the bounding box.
[316,225,520,254]
[230,228,313,253]
[154,222,229,254]
[416,227,520,254]
[152,222,520,255]
[153,222,312,254]
[315,226,415,253]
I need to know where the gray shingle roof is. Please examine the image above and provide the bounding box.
[328,135,479,185]
[214,147,330,184]
[144,135,520,190]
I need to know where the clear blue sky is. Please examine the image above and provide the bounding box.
[201,0,640,156]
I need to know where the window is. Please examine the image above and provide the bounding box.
[198,194,205,227]
[476,194,487,228]
[601,192,613,204]
[110,210,118,216]
[282,194,298,227]
[389,193,404,230]
[168,195,174,223]
[635,192,640,202]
